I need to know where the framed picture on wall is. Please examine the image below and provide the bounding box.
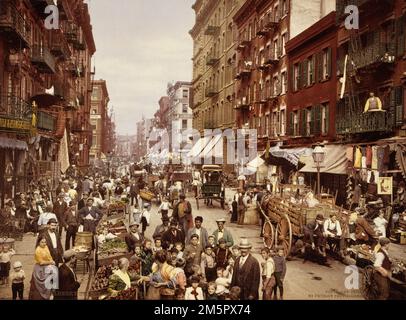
[378,177,393,195]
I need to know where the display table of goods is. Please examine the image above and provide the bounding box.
[97,238,132,266]
[97,219,128,239]
[106,201,127,219]
[88,262,140,300]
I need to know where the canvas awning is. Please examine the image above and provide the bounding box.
[266,145,313,167]
[247,154,265,168]
[299,145,348,175]
[0,137,28,150]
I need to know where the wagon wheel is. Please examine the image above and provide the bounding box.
[275,213,292,257]
[360,266,381,300]
[262,220,275,249]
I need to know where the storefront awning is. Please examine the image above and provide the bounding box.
[247,154,265,168]
[266,145,313,167]
[299,145,348,175]
[0,137,28,150]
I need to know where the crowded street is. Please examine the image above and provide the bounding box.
[1,0,406,303]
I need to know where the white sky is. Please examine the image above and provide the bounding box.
[87,0,195,135]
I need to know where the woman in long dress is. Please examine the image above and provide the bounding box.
[28,237,58,300]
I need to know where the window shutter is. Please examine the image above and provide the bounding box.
[297,63,302,90]
[314,104,321,135]
[300,109,306,136]
[278,36,283,57]
[325,104,330,134]
[303,59,309,87]
[326,48,332,79]
[396,16,405,57]
[289,112,294,136]
[310,107,315,136]
[395,86,404,125]
[316,52,323,83]
[290,65,294,92]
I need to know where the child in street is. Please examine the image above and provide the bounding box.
[158,197,171,220]
[273,246,287,300]
[261,247,276,300]
[185,275,204,300]
[215,267,231,299]
[153,237,163,253]
[9,261,25,300]
[201,245,217,282]
[206,282,218,300]
[207,235,216,249]
[175,242,184,259]
[0,245,16,285]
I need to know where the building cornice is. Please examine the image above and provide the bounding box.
[233,0,256,25]
[189,0,218,39]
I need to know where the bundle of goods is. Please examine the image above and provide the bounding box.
[139,188,154,202]
[98,238,128,259]
[97,220,127,236]
[108,201,126,211]
[72,245,91,259]
[391,258,406,283]
[107,287,138,300]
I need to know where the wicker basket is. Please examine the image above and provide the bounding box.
[140,189,154,201]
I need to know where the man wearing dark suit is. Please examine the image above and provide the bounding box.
[55,250,80,300]
[231,238,260,300]
[186,216,209,250]
[161,220,185,250]
[304,214,327,256]
[64,203,80,250]
[36,218,64,265]
[53,193,68,237]
[125,222,144,253]
[78,198,102,234]
[77,192,89,211]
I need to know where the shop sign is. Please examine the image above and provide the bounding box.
[378,177,393,195]
[0,116,31,132]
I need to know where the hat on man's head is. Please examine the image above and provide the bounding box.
[216,218,226,224]
[179,194,186,199]
[195,216,203,222]
[237,237,252,249]
[170,219,178,226]
[47,218,58,225]
[316,214,324,221]
[143,203,150,208]
[63,250,76,261]
[13,261,22,269]
[129,221,140,227]
[218,238,226,244]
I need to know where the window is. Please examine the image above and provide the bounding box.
[91,87,100,100]
[183,89,189,98]
[293,64,299,91]
[265,114,270,136]
[293,111,299,136]
[281,71,287,94]
[282,33,287,56]
[280,109,286,135]
[92,109,97,114]
[91,125,96,131]
[182,119,188,129]
[273,39,278,58]
[306,107,312,136]
[321,103,329,135]
[272,112,278,136]
[182,104,188,113]
[282,0,288,15]
[321,48,332,80]
[92,135,97,147]
[308,56,314,84]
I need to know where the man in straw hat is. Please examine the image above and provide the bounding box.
[230,237,260,300]
[125,221,144,253]
[212,218,234,248]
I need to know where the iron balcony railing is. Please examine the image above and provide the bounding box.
[204,25,220,36]
[336,110,395,134]
[0,95,32,121]
[49,30,71,60]
[0,1,31,49]
[235,96,250,109]
[205,86,218,97]
[61,21,79,44]
[206,54,219,66]
[31,45,56,74]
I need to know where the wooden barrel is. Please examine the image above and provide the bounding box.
[244,205,259,225]
[75,232,93,249]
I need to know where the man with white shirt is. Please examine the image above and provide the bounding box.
[78,198,102,234]
[125,222,144,253]
[37,205,58,232]
[36,218,63,265]
[324,214,344,255]
[231,238,260,300]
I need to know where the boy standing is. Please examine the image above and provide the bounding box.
[272,246,286,300]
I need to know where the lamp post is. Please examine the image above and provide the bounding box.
[312,144,325,197]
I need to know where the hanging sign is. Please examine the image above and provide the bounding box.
[378,176,393,195]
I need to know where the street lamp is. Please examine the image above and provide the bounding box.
[312,144,325,197]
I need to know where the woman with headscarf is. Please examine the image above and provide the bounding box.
[28,237,58,300]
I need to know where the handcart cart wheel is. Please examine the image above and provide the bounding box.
[262,220,275,249]
[360,265,380,300]
[275,213,292,257]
